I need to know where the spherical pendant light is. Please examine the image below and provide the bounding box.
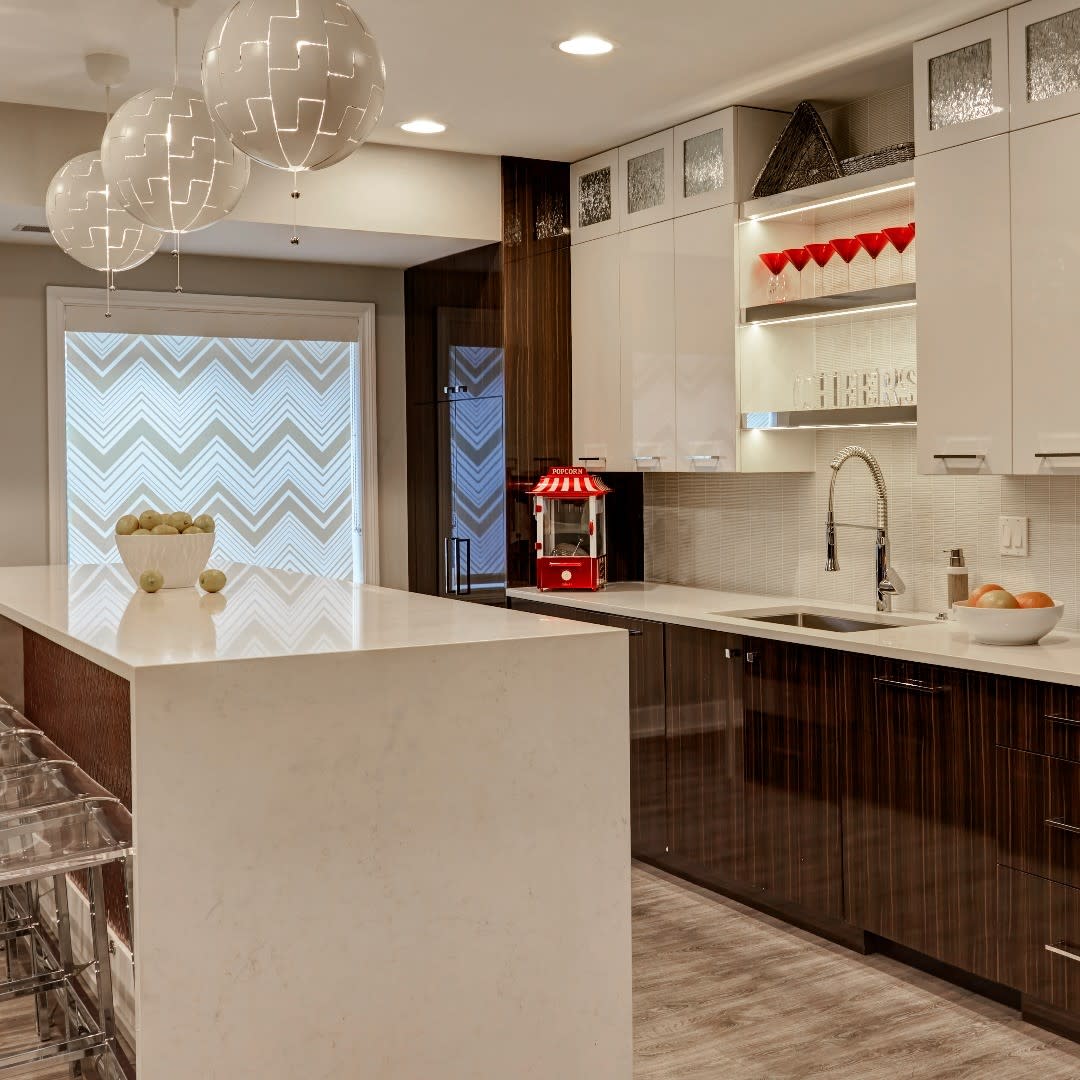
[100,85,251,234]
[202,0,386,172]
[46,151,163,272]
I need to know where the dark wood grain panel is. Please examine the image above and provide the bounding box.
[22,629,132,943]
[1000,867,1080,1018]
[501,156,570,263]
[999,746,1080,891]
[1000,680,1080,764]
[743,639,846,918]
[508,598,665,855]
[845,657,1000,979]
[664,625,744,880]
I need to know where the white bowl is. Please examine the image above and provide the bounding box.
[116,532,215,590]
[952,600,1064,646]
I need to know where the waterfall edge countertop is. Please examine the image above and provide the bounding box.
[507,581,1080,688]
[0,563,620,679]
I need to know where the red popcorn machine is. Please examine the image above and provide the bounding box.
[528,467,610,591]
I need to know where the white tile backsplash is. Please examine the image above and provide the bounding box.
[644,427,1080,627]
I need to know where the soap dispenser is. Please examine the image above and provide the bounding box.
[944,548,969,608]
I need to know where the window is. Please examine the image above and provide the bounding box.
[48,290,378,583]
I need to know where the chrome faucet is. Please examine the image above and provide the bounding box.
[825,445,905,612]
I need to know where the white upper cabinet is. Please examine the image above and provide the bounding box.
[570,150,620,244]
[914,13,1010,154]
[1009,0,1080,127]
[620,220,677,470]
[1011,113,1080,473]
[916,134,1013,476]
[571,234,628,470]
[618,130,675,231]
[674,206,737,471]
[673,110,735,215]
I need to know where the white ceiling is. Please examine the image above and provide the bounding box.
[2,0,1004,163]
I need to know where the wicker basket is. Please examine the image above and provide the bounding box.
[841,142,915,177]
[750,101,843,198]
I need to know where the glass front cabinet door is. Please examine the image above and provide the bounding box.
[1009,0,1080,127]
[673,109,735,215]
[618,129,675,231]
[570,149,620,244]
[914,13,1010,154]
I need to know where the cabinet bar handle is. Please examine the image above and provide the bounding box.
[1046,941,1080,964]
[688,455,721,462]
[873,676,946,695]
[1035,452,1080,459]
[627,629,643,637]
[933,453,985,460]
[1046,816,1080,835]
[1047,714,1080,729]
[442,385,469,395]
[724,647,742,660]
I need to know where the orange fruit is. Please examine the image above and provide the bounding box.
[1015,591,1055,609]
[976,589,1019,609]
[969,583,1005,606]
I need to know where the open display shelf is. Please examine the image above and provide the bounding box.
[743,283,915,325]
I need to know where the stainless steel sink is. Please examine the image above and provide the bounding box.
[742,611,900,633]
[711,609,910,633]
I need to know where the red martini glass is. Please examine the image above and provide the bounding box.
[783,247,812,299]
[759,250,791,303]
[855,231,890,288]
[805,242,835,296]
[829,237,862,292]
[882,225,915,254]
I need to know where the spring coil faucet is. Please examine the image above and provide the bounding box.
[825,445,905,612]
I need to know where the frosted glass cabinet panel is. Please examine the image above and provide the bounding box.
[1009,0,1080,127]
[570,150,619,244]
[915,135,1013,476]
[674,110,735,215]
[618,130,675,231]
[914,13,1010,153]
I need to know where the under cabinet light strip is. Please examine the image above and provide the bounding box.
[748,300,916,326]
[746,180,916,222]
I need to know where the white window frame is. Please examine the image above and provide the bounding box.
[45,287,380,585]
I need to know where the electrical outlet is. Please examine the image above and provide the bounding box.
[999,515,1029,557]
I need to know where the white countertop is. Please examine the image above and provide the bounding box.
[508,582,1080,688]
[0,564,615,679]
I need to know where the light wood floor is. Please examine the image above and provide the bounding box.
[4,870,1080,1078]
[632,863,1080,1079]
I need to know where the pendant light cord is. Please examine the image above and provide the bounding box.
[291,172,301,246]
[104,84,114,318]
[173,6,180,88]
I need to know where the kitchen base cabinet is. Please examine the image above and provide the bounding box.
[508,598,666,858]
[664,625,745,880]
[845,660,999,980]
[743,639,846,919]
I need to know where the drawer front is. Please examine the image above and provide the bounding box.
[999,867,1080,1014]
[999,747,1080,890]
[998,681,1080,764]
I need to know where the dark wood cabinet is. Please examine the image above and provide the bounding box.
[844,658,1000,979]
[664,625,745,880]
[742,638,846,918]
[508,598,666,857]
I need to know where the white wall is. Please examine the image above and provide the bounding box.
[0,243,409,589]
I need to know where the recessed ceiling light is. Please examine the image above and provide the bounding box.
[398,119,446,135]
[557,35,615,56]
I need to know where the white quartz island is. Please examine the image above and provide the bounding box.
[0,565,632,1080]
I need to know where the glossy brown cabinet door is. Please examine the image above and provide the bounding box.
[845,658,1000,978]
[743,639,846,918]
[664,625,745,880]
[1000,867,1080,1014]
[508,599,667,857]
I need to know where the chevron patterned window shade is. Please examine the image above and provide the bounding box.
[64,332,362,580]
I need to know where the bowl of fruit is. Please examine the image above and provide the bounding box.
[953,584,1064,646]
[114,510,221,590]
